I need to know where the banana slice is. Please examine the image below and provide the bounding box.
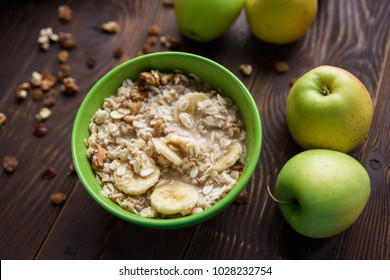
[151,138,183,166]
[151,182,199,215]
[174,92,208,121]
[213,142,243,172]
[114,163,160,195]
[166,133,200,157]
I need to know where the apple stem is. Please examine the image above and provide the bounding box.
[266,185,296,205]
[321,83,331,96]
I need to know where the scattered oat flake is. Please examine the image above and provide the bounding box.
[3,156,18,174]
[274,61,289,74]
[15,87,28,102]
[160,35,181,49]
[101,21,120,33]
[38,27,59,51]
[68,162,76,175]
[35,107,52,121]
[239,64,253,76]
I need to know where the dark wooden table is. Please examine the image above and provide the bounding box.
[1,0,389,260]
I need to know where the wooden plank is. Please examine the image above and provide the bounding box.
[335,37,390,260]
[35,0,196,260]
[183,0,390,259]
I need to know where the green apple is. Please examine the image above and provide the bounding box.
[174,0,244,42]
[275,149,371,238]
[286,65,373,153]
[244,0,318,44]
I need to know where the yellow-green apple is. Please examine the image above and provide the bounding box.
[174,0,244,42]
[244,0,318,44]
[275,149,371,238]
[286,65,373,153]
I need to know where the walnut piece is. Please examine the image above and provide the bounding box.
[92,143,107,170]
[101,21,120,33]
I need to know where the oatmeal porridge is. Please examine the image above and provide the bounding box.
[86,70,246,218]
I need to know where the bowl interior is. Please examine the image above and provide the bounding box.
[72,52,262,229]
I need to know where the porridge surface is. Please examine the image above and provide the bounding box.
[86,70,246,218]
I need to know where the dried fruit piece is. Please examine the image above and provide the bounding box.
[3,156,18,174]
[86,56,96,68]
[112,45,124,59]
[42,167,57,179]
[235,189,249,204]
[274,61,289,74]
[33,123,49,137]
[151,182,199,215]
[148,25,161,36]
[51,192,67,205]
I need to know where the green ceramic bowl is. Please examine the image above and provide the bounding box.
[72,52,262,229]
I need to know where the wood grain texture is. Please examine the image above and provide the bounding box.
[0,0,389,260]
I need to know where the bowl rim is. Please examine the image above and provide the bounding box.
[71,51,262,229]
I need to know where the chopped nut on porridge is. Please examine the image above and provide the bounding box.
[86,70,246,218]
